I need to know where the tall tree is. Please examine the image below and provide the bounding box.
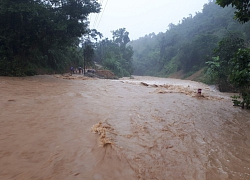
[230,48,250,108]
[216,0,250,22]
[83,41,94,74]
[0,0,100,76]
[130,1,250,78]
[206,34,245,91]
[112,28,130,48]
[94,28,134,77]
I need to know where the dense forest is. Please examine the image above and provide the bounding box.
[0,0,249,107]
[1,0,248,79]
[0,0,101,76]
[0,0,134,77]
[129,0,250,108]
[129,1,250,79]
[93,28,134,77]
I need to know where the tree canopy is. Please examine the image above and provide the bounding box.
[130,1,250,78]
[0,0,100,76]
[129,0,250,107]
[216,0,250,22]
[93,28,134,77]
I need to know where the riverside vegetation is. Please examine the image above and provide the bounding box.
[0,0,249,107]
[129,0,250,108]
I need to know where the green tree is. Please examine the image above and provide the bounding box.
[230,48,250,108]
[112,28,130,48]
[206,34,245,91]
[216,0,250,22]
[0,0,100,76]
[83,42,95,74]
[94,28,134,77]
[128,1,250,80]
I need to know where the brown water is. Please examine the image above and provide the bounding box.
[0,75,249,180]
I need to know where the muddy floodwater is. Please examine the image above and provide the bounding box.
[0,75,250,180]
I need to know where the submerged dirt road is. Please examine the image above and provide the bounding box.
[0,75,250,180]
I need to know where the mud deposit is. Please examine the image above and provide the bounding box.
[0,75,250,180]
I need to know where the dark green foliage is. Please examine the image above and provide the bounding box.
[128,0,250,108]
[216,0,250,23]
[83,41,95,73]
[206,35,250,108]
[230,48,250,108]
[230,48,250,88]
[179,34,219,73]
[0,0,100,76]
[207,34,245,91]
[129,33,160,76]
[205,56,221,84]
[231,95,242,106]
[129,1,250,79]
[94,28,134,77]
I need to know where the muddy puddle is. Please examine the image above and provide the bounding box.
[0,75,249,180]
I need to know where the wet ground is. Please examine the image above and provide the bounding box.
[0,75,249,180]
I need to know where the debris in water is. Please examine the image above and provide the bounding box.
[91,122,114,147]
[141,82,149,86]
[151,84,158,87]
[53,74,94,80]
[8,99,15,102]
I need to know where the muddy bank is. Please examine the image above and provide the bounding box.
[0,75,249,180]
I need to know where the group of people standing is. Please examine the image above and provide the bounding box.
[70,66,83,75]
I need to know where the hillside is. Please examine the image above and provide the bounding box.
[129,0,250,81]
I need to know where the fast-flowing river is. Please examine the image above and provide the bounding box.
[0,75,249,180]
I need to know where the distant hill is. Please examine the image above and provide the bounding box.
[129,0,250,80]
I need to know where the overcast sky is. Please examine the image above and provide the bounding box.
[89,0,210,40]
